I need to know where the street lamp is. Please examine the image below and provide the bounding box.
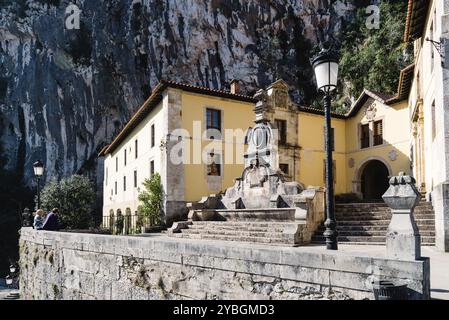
[312,46,339,250]
[5,275,13,287]
[5,263,19,291]
[33,160,44,210]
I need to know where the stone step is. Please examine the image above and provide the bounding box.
[191,221,297,228]
[314,202,436,246]
[315,224,436,232]
[311,235,435,244]
[313,230,435,237]
[181,228,293,239]
[172,233,294,245]
[335,208,434,213]
[188,224,288,233]
[335,211,435,216]
[335,207,434,212]
[336,219,435,226]
[332,215,434,222]
[335,209,434,213]
[311,241,435,246]
[336,211,434,217]
[335,202,432,207]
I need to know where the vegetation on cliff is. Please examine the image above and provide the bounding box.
[338,0,412,103]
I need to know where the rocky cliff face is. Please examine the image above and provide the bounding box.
[0,0,360,189]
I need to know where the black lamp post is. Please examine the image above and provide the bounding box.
[33,160,44,210]
[312,46,340,250]
[5,263,19,290]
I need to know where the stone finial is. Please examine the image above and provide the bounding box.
[383,172,420,211]
[382,173,421,261]
[253,89,270,123]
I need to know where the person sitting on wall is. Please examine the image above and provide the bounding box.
[33,209,45,230]
[42,208,60,231]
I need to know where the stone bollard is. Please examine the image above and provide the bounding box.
[382,172,421,260]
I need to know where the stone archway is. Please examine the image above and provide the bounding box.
[358,159,391,201]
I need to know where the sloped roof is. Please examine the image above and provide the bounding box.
[344,63,414,118]
[99,80,255,156]
[297,106,346,119]
[391,63,415,103]
[404,0,431,42]
[345,90,395,118]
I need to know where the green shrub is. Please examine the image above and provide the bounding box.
[138,173,163,227]
[40,175,96,229]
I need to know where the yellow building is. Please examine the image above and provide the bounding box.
[255,79,411,199]
[99,80,255,225]
[100,0,449,250]
[99,77,412,228]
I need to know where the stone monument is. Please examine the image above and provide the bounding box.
[168,88,325,246]
[382,172,421,260]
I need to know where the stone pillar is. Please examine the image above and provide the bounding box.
[382,173,421,260]
[160,89,187,227]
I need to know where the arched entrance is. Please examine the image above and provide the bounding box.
[360,160,390,201]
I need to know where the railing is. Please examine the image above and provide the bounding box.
[102,214,155,235]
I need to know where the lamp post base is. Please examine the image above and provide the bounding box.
[324,219,338,250]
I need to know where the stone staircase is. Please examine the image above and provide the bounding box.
[168,221,302,246]
[311,202,436,246]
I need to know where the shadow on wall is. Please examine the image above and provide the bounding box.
[0,148,34,276]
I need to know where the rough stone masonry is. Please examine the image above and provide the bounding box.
[19,228,430,300]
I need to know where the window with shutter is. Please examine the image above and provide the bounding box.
[360,124,370,149]
[373,120,383,146]
[206,108,222,139]
[275,119,287,145]
[151,124,155,148]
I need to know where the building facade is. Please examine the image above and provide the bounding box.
[100,79,412,228]
[407,0,449,251]
[99,81,255,225]
[99,0,449,252]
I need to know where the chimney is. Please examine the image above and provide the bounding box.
[230,79,239,94]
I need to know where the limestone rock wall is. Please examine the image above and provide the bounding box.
[0,0,365,189]
[19,228,430,300]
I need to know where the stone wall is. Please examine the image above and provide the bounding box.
[19,228,430,300]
